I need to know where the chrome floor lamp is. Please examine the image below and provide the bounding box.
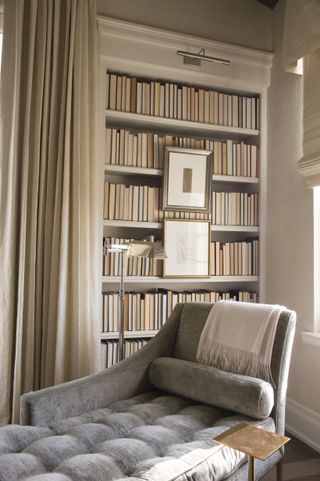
[103,240,166,362]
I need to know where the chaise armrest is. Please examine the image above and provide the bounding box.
[20,304,183,427]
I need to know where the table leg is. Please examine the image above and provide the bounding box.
[248,455,255,481]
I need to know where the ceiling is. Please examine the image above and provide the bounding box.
[258,0,279,9]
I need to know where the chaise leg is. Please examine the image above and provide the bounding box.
[276,459,283,481]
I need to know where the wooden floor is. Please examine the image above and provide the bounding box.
[262,433,320,481]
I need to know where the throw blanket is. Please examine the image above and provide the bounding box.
[196,301,284,385]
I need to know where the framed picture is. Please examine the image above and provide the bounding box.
[163,147,212,212]
[163,219,210,278]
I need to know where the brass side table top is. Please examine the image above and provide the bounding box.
[214,422,290,481]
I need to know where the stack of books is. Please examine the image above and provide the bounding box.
[101,339,148,368]
[104,182,162,222]
[102,289,259,333]
[211,240,259,276]
[107,73,260,130]
[212,192,259,226]
[105,127,259,177]
[103,236,161,277]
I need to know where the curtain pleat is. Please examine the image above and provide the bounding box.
[282,0,320,186]
[0,0,101,424]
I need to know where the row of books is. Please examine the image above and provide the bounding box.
[101,289,259,333]
[104,182,162,222]
[210,240,259,276]
[103,236,259,277]
[103,236,161,277]
[105,128,259,177]
[107,73,260,130]
[101,339,148,368]
[212,192,259,226]
[164,211,210,221]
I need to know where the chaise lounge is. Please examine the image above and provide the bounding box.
[0,302,296,481]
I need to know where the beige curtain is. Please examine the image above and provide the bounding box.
[0,0,101,424]
[282,0,320,186]
[282,0,320,68]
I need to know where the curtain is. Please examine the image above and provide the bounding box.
[0,0,101,424]
[282,0,320,186]
[282,0,320,68]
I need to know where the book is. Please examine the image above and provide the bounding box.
[109,74,117,110]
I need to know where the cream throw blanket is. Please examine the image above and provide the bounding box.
[196,301,284,385]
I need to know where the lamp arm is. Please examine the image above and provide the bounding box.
[118,250,125,362]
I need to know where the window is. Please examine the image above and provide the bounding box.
[302,187,320,347]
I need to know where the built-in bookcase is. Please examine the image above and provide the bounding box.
[98,16,272,368]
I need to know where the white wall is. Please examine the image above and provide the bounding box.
[97,0,272,51]
[267,0,320,450]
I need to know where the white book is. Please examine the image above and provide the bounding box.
[137,133,142,167]
[141,133,147,168]
[105,129,112,164]
[106,73,110,109]
[138,185,144,221]
[165,83,170,118]
[169,83,174,118]
[115,130,120,165]
[227,140,233,176]
[150,81,155,116]
[119,129,125,166]
[232,95,238,127]
[173,84,178,119]
[109,74,117,110]
[177,88,182,120]
[121,75,126,111]
[136,82,142,114]
[153,134,159,169]
[133,135,138,167]
[127,131,132,167]
[182,86,188,120]
[160,85,165,117]
[116,76,122,110]
[110,129,117,165]
[125,77,131,112]
[204,91,210,123]
[218,93,224,125]
[252,98,256,130]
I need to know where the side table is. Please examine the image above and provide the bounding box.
[214,422,290,481]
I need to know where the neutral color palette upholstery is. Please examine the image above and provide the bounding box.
[0,303,296,481]
[0,391,275,481]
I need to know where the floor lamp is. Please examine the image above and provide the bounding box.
[103,240,167,362]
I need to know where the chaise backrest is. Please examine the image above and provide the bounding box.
[171,302,296,433]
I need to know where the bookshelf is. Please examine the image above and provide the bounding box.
[98,16,272,368]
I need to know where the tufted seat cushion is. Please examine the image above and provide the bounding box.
[0,391,275,481]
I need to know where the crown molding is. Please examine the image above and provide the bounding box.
[97,16,273,70]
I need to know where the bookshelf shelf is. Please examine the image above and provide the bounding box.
[103,220,162,229]
[212,175,259,184]
[105,110,259,140]
[101,330,157,340]
[102,276,259,284]
[211,225,259,233]
[104,166,259,185]
[105,164,162,176]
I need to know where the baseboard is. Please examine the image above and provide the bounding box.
[286,397,320,452]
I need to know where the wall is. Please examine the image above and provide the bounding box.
[267,0,320,450]
[97,0,272,51]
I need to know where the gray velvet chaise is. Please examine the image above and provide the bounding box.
[0,302,296,481]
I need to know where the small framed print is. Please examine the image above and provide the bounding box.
[163,219,210,278]
[163,147,212,212]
